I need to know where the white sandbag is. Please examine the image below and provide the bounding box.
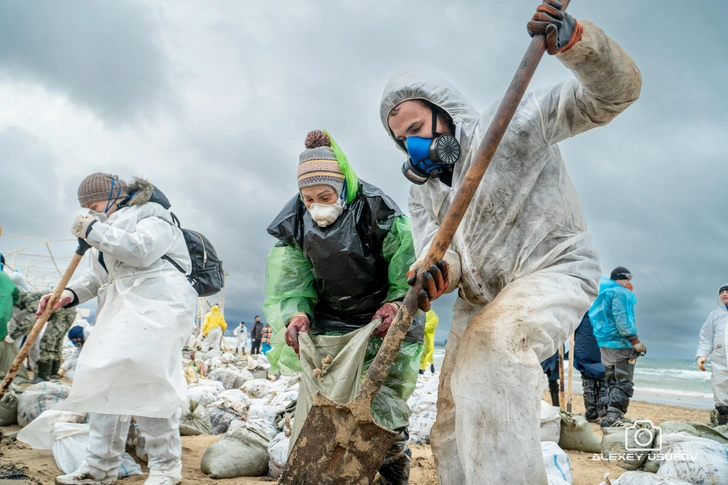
[0,385,22,426]
[233,369,255,389]
[240,379,275,399]
[179,400,213,436]
[558,410,601,453]
[186,385,221,408]
[542,441,572,485]
[217,389,250,404]
[267,432,290,479]
[602,471,694,485]
[17,382,70,427]
[268,389,298,407]
[208,367,239,390]
[655,434,728,485]
[540,401,561,443]
[246,417,281,440]
[52,422,142,477]
[195,378,226,393]
[200,425,271,478]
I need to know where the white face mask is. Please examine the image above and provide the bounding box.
[88,209,108,223]
[308,200,344,227]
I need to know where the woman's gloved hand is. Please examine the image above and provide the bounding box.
[285,315,311,355]
[71,215,96,239]
[527,0,583,55]
[407,260,449,312]
[373,302,400,338]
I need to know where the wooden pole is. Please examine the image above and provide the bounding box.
[567,332,575,413]
[558,344,565,408]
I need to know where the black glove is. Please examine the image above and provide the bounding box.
[527,0,580,55]
[407,260,449,312]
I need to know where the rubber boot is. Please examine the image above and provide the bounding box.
[581,375,598,422]
[600,406,624,428]
[50,360,61,380]
[717,405,728,426]
[430,363,435,374]
[378,428,411,485]
[548,380,560,407]
[418,369,425,375]
[597,378,608,419]
[32,361,51,384]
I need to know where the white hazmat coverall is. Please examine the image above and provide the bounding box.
[379,21,641,485]
[696,290,728,407]
[56,180,197,484]
[234,324,248,354]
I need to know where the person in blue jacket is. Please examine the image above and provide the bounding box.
[588,267,646,427]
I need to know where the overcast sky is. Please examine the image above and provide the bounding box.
[1,0,726,360]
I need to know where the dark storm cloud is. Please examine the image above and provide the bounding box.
[0,0,171,124]
[1,0,726,358]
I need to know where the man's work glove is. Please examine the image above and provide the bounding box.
[36,289,75,317]
[373,302,400,338]
[285,315,311,355]
[697,357,707,372]
[71,214,96,239]
[407,260,449,312]
[527,0,583,55]
[628,336,647,356]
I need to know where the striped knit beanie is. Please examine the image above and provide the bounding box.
[297,130,345,195]
[77,173,129,207]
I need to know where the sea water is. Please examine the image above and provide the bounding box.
[431,348,715,409]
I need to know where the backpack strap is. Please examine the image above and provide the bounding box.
[162,211,186,275]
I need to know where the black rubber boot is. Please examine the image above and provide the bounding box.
[581,375,598,422]
[716,405,728,426]
[418,369,425,375]
[601,406,624,428]
[548,380,560,407]
[32,361,51,384]
[378,428,411,485]
[597,378,608,419]
[50,360,61,379]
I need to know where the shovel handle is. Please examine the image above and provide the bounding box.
[355,0,571,407]
[0,240,88,399]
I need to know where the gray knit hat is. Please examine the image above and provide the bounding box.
[297,130,345,195]
[77,173,129,207]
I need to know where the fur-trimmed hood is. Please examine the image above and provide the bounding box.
[122,177,171,209]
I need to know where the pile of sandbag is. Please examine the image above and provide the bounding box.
[17,382,70,427]
[406,373,438,445]
[201,423,272,478]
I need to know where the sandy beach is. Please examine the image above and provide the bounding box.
[0,392,711,485]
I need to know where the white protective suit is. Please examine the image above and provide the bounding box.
[57,178,197,483]
[3,267,31,292]
[380,21,641,485]
[696,288,728,406]
[233,323,248,354]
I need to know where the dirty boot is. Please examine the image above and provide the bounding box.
[597,378,608,419]
[548,379,560,408]
[32,361,51,384]
[581,375,598,422]
[716,405,728,426]
[378,428,411,485]
[55,462,117,485]
[600,406,624,427]
[50,360,61,379]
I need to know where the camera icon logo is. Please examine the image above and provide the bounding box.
[625,419,662,452]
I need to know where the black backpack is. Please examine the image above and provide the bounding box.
[162,213,225,297]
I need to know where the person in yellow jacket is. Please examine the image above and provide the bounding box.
[420,310,439,374]
[202,305,227,351]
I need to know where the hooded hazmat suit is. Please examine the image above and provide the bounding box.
[57,177,197,483]
[379,21,641,485]
[202,305,227,351]
[696,286,728,411]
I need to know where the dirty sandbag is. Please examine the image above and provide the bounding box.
[0,384,22,426]
[240,379,275,399]
[233,369,255,389]
[289,319,379,452]
[17,382,70,427]
[655,434,728,485]
[540,400,561,443]
[208,367,239,390]
[542,441,572,485]
[601,419,653,471]
[52,421,142,477]
[179,400,213,436]
[0,340,29,384]
[200,425,271,478]
[600,471,694,485]
[558,409,601,453]
[267,432,290,479]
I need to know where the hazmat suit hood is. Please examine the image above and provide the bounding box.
[717,282,728,310]
[380,67,480,157]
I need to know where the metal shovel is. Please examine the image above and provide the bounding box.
[279,2,571,482]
